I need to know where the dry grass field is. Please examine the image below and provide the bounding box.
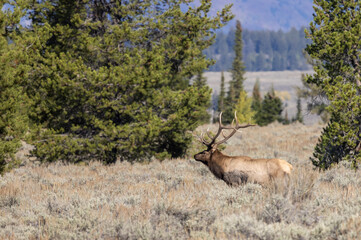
[1,122,361,239]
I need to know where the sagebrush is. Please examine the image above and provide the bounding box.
[1,123,360,239]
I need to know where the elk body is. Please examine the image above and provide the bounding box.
[194,113,293,186]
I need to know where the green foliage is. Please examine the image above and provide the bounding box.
[251,80,284,126]
[305,0,361,169]
[294,96,304,123]
[297,74,330,123]
[231,20,246,95]
[251,78,262,113]
[255,87,283,126]
[217,71,226,113]
[234,91,255,123]
[0,0,29,173]
[224,20,246,123]
[18,0,232,163]
[193,71,211,124]
[193,71,208,88]
[205,27,311,71]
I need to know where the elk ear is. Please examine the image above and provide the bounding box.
[211,148,217,153]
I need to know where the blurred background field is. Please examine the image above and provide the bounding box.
[1,122,360,239]
[204,70,317,124]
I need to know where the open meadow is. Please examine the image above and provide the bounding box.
[1,122,361,239]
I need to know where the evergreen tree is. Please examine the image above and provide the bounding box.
[251,78,262,124]
[295,96,303,123]
[224,20,246,123]
[193,71,210,123]
[0,0,29,173]
[251,78,262,112]
[206,26,311,72]
[259,31,272,58]
[231,20,246,95]
[255,53,267,71]
[193,71,207,88]
[305,0,361,169]
[283,110,290,125]
[211,91,218,123]
[234,91,255,123]
[18,0,233,163]
[272,52,285,71]
[287,27,301,70]
[274,30,288,57]
[256,86,283,126]
[217,71,226,113]
[297,73,330,123]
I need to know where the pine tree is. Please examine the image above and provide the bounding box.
[305,0,361,169]
[251,78,262,124]
[283,110,290,125]
[231,20,246,95]
[234,91,255,123]
[193,71,210,123]
[218,71,226,113]
[297,74,330,123]
[193,71,207,88]
[295,96,303,123]
[224,20,246,123]
[256,86,283,126]
[18,0,233,163]
[251,78,262,112]
[0,0,29,173]
[206,26,311,72]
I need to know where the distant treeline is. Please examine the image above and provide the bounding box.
[205,27,312,72]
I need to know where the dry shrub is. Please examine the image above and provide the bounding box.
[0,185,19,208]
[1,123,361,239]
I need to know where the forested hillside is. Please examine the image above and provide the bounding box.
[210,0,313,31]
[205,27,311,71]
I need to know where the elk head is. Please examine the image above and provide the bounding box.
[194,112,293,186]
[194,112,255,165]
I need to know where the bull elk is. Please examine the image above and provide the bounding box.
[194,112,293,185]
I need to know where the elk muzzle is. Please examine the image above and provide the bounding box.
[194,150,212,165]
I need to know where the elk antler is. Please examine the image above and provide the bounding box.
[199,112,256,149]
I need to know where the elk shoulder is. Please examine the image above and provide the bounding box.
[194,112,293,186]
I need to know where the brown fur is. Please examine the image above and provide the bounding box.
[194,149,293,185]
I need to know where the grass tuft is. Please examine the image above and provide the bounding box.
[1,123,361,239]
